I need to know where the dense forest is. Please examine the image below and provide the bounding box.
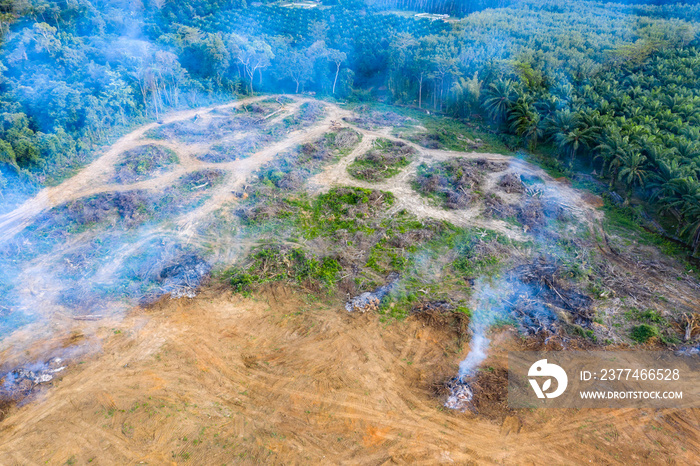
[0,0,699,253]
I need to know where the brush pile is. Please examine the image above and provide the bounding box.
[497,173,525,194]
[344,109,416,130]
[113,144,178,183]
[444,377,474,411]
[414,158,484,209]
[507,258,594,333]
[347,139,415,182]
[345,274,399,312]
[411,301,470,336]
[157,253,211,299]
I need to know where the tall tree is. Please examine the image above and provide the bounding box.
[235,36,273,94]
[327,48,346,95]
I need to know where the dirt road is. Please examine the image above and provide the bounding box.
[0,95,596,245]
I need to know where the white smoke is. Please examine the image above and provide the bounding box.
[458,331,490,380]
[456,280,503,379]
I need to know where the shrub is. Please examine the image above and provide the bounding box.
[630,324,659,343]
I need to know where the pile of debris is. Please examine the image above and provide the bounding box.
[348,139,416,182]
[345,274,399,313]
[411,300,470,336]
[345,292,382,312]
[676,344,700,357]
[484,193,570,234]
[506,258,594,333]
[444,376,474,411]
[483,194,518,219]
[414,158,486,210]
[344,109,416,130]
[498,173,525,194]
[0,358,66,398]
[159,253,211,299]
[412,300,454,313]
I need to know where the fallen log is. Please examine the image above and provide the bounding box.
[72,315,103,321]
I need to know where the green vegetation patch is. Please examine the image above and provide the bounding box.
[399,118,490,152]
[601,199,696,267]
[376,224,514,320]
[228,179,516,322]
[224,245,341,294]
[300,187,394,238]
[346,103,505,153]
[630,323,659,343]
[347,138,415,182]
[450,229,507,278]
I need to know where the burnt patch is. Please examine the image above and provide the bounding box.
[346,273,399,312]
[411,301,469,337]
[506,258,595,335]
[498,173,525,194]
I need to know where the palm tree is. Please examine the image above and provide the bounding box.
[664,177,697,234]
[617,150,648,205]
[595,130,632,186]
[518,112,543,151]
[545,109,578,138]
[663,177,700,254]
[508,96,542,150]
[545,109,594,168]
[483,79,516,123]
[680,191,700,255]
[673,138,700,162]
[555,126,594,168]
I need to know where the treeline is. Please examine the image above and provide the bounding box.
[0,0,449,187]
[368,0,515,16]
[478,47,700,253]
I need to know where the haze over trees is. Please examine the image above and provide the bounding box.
[0,0,699,254]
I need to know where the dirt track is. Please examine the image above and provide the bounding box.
[0,95,597,245]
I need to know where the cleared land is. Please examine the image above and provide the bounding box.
[0,287,699,464]
[0,96,698,464]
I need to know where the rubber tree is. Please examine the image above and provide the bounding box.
[235,36,274,94]
[327,48,346,95]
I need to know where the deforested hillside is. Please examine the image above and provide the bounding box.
[0,0,699,464]
[0,96,698,463]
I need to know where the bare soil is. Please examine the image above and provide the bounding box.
[0,287,697,464]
